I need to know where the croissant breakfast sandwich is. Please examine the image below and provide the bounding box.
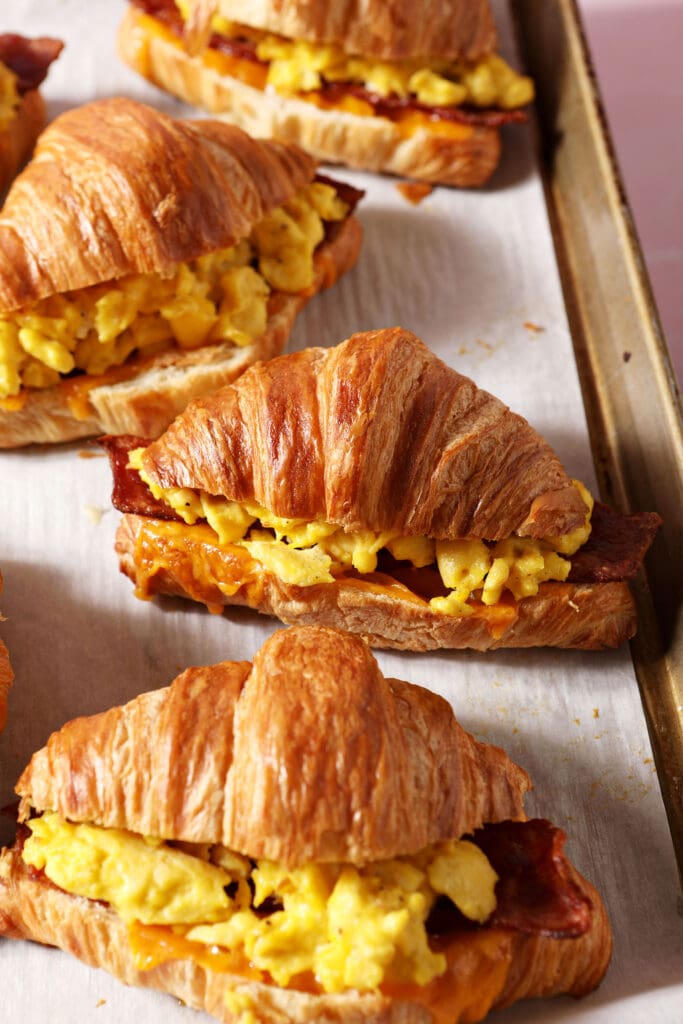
[104,327,661,651]
[0,96,362,448]
[117,0,534,187]
[0,625,611,1022]
[0,572,12,732]
[0,34,62,195]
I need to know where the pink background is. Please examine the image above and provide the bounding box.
[577,0,683,388]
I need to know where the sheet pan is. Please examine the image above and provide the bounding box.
[1,1,682,1021]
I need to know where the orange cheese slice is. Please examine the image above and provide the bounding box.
[128,918,514,1021]
[130,518,520,636]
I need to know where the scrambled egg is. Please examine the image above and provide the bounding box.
[0,61,19,132]
[23,811,498,993]
[174,2,533,111]
[258,41,533,111]
[0,182,347,399]
[130,447,594,615]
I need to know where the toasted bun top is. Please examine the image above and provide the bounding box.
[206,0,497,61]
[0,96,316,313]
[17,625,530,863]
[140,327,588,540]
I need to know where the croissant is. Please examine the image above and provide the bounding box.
[0,35,62,195]
[106,326,661,651]
[0,96,362,447]
[0,625,612,1023]
[0,571,12,733]
[117,0,533,188]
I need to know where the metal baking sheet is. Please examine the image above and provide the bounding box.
[1,1,682,1022]
[515,0,683,887]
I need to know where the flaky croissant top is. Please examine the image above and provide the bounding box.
[17,626,529,864]
[139,327,588,540]
[0,96,316,312]
[188,0,497,61]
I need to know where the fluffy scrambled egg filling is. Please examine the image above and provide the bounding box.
[0,61,19,132]
[130,447,594,614]
[0,181,348,399]
[174,1,533,111]
[259,41,533,111]
[22,811,498,993]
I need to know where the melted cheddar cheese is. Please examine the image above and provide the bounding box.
[0,181,347,399]
[23,812,498,994]
[130,448,594,617]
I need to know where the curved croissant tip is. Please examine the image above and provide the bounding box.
[256,623,379,668]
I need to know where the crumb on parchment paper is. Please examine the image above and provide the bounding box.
[454,339,501,361]
[395,181,433,204]
[468,683,659,809]
[589,770,653,803]
[83,504,106,525]
[523,321,546,333]
[78,449,104,459]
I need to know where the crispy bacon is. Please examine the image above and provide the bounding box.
[129,0,527,125]
[427,820,592,940]
[0,35,63,95]
[99,435,180,521]
[473,819,592,937]
[315,82,528,128]
[568,502,662,583]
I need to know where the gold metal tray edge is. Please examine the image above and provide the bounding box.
[514,0,683,887]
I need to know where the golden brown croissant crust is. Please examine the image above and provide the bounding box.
[17,625,530,862]
[138,326,588,541]
[0,96,317,313]
[183,0,498,62]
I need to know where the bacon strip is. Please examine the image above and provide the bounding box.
[568,502,661,583]
[100,435,179,521]
[0,35,63,95]
[315,83,528,128]
[473,819,592,937]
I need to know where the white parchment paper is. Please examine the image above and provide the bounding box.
[1,2,681,1021]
